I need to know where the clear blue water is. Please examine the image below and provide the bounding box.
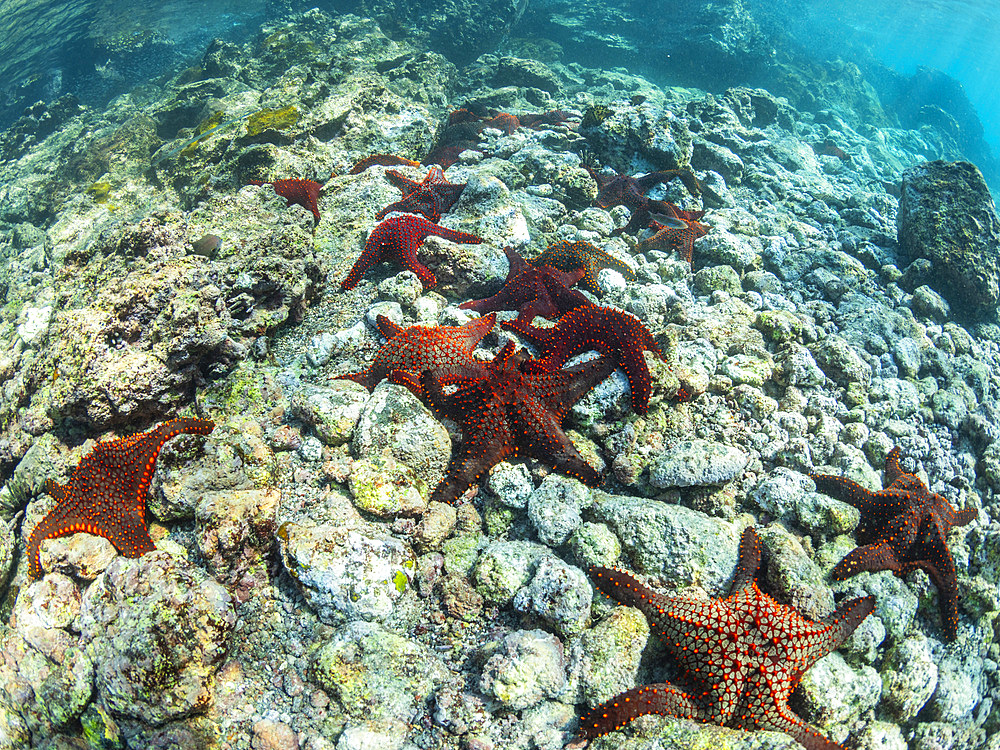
[761,0,1000,155]
[0,0,997,165]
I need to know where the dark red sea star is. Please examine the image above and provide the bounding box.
[28,418,215,579]
[531,240,635,296]
[616,198,707,236]
[337,313,495,394]
[459,246,590,325]
[350,154,422,174]
[638,215,710,263]
[581,527,875,750]
[424,142,481,170]
[584,165,702,211]
[811,447,978,640]
[503,304,663,414]
[340,215,483,291]
[375,165,466,223]
[249,178,323,225]
[397,341,614,504]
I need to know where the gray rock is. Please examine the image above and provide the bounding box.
[195,488,279,597]
[911,284,951,321]
[898,160,1000,318]
[798,652,881,730]
[291,381,369,446]
[590,495,738,593]
[512,557,592,637]
[348,453,429,518]
[479,629,566,711]
[352,382,451,490]
[880,633,938,723]
[79,551,235,725]
[526,475,591,546]
[485,461,534,508]
[473,540,551,605]
[312,620,448,724]
[749,467,813,520]
[566,522,622,570]
[278,520,414,624]
[649,439,748,488]
[810,335,872,387]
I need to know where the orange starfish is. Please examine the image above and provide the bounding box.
[28,418,215,578]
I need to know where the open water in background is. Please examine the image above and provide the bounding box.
[0,0,998,161]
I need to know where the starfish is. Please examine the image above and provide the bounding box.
[337,313,495,394]
[582,527,876,750]
[249,178,323,225]
[811,448,978,640]
[531,240,636,296]
[459,246,591,325]
[637,214,710,263]
[340,215,483,291]
[27,418,215,579]
[584,165,701,211]
[349,154,422,174]
[502,304,663,414]
[615,198,707,236]
[375,165,466,223]
[424,142,481,170]
[397,341,614,504]
[519,110,576,129]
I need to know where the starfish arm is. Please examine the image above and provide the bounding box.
[589,566,666,623]
[500,318,551,350]
[341,241,389,290]
[730,526,763,592]
[395,252,437,289]
[350,154,421,174]
[432,411,513,505]
[883,447,905,484]
[515,399,602,486]
[618,346,654,414]
[831,540,902,580]
[950,506,979,527]
[578,683,711,739]
[902,514,964,638]
[534,355,616,420]
[375,315,405,340]
[42,479,69,502]
[814,594,877,656]
[453,312,496,350]
[385,170,421,194]
[337,369,377,390]
[751,707,848,750]
[421,222,483,246]
[810,474,878,513]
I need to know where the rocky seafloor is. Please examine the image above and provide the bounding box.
[1,7,1000,750]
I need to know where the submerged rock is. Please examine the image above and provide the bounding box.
[898,160,1000,318]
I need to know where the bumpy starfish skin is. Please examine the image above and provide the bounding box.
[350,154,422,174]
[402,341,614,504]
[375,165,466,222]
[503,305,663,414]
[460,246,590,325]
[338,313,495,393]
[249,179,323,224]
[531,240,635,295]
[340,215,483,290]
[812,448,978,640]
[584,166,701,211]
[582,527,875,750]
[638,216,710,263]
[617,198,707,236]
[28,418,215,578]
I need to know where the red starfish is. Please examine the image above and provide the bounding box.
[375,165,467,223]
[638,214,710,263]
[350,154,422,174]
[459,246,590,325]
[531,240,635,296]
[519,110,577,129]
[423,142,481,169]
[503,305,663,414]
[616,198,707,236]
[584,165,701,211]
[249,178,323,225]
[582,527,875,749]
[397,341,614,504]
[340,215,483,291]
[28,418,215,578]
[811,448,978,640]
[337,313,495,395]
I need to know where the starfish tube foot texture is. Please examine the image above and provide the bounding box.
[811,447,977,640]
[401,341,614,504]
[580,527,875,750]
[29,417,215,578]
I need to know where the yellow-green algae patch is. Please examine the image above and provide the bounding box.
[246,105,299,136]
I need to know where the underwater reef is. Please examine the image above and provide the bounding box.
[1,7,1000,750]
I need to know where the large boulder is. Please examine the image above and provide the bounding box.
[898,160,1000,318]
